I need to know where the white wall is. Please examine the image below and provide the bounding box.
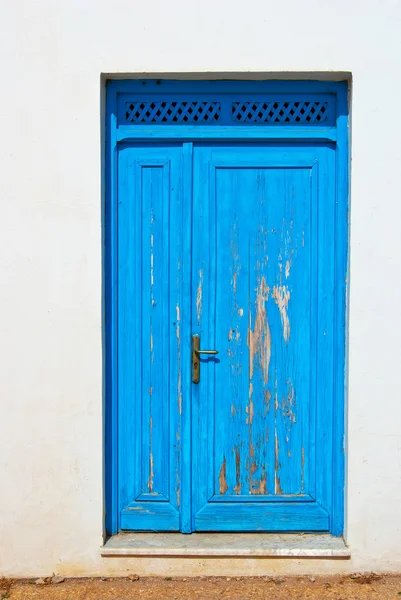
[0,0,400,577]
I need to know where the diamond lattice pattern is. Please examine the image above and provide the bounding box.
[231,101,329,123]
[125,101,221,123]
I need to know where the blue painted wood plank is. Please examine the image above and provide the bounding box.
[332,82,349,536]
[116,126,337,143]
[210,493,314,502]
[107,79,347,95]
[195,502,329,532]
[180,142,193,533]
[314,145,336,522]
[121,504,180,531]
[105,85,119,536]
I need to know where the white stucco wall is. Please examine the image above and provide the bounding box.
[0,0,400,577]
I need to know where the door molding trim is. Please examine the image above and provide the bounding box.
[116,126,337,142]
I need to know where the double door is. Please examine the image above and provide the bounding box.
[116,140,338,533]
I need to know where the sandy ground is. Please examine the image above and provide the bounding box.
[2,574,401,599]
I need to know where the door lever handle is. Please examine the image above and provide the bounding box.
[192,335,218,384]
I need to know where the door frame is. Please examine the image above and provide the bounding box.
[104,79,349,537]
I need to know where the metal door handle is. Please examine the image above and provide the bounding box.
[192,335,218,384]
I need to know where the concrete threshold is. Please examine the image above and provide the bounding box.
[101,533,350,558]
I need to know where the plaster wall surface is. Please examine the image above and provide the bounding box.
[0,0,400,577]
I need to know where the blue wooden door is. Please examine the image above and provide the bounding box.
[108,81,347,536]
[192,143,334,531]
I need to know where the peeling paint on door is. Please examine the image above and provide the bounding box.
[272,284,291,342]
[176,304,182,415]
[196,269,203,324]
[248,277,272,384]
[233,447,241,495]
[218,457,229,495]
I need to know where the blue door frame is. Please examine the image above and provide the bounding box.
[105,80,348,537]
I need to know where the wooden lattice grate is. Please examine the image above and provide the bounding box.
[121,96,334,126]
[231,101,329,123]
[125,101,221,123]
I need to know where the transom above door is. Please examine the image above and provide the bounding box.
[106,80,348,536]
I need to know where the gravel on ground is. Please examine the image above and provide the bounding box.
[2,573,401,599]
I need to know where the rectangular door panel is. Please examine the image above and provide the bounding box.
[192,143,335,531]
[118,144,186,531]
